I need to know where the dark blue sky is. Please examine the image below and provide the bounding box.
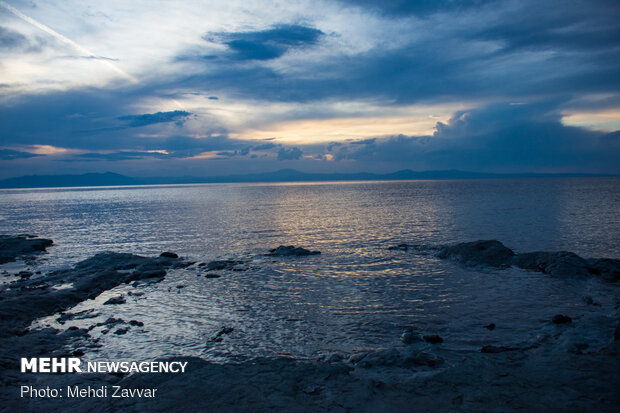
[0,0,619,177]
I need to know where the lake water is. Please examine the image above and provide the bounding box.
[1,178,618,363]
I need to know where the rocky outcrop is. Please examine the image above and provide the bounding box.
[0,234,53,264]
[0,251,191,338]
[422,240,619,281]
[436,240,515,268]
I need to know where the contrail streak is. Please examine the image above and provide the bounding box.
[0,0,137,83]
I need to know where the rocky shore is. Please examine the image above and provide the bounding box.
[1,235,619,412]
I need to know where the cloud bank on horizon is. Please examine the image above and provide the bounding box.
[0,0,619,177]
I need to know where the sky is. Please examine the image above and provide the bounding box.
[0,0,619,178]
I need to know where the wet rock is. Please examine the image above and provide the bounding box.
[437,240,515,268]
[103,295,126,305]
[176,285,185,289]
[0,234,54,264]
[129,320,144,327]
[552,314,572,324]
[17,271,33,278]
[423,334,444,344]
[484,323,496,330]
[160,252,179,259]
[481,345,515,353]
[588,258,620,282]
[206,260,245,271]
[268,246,321,257]
[97,317,126,328]
[114,327,129,335]
[215,327,234,337]
[72,349,85,357]
[513,251,594,277]
[204,273,221,279]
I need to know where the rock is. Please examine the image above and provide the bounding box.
[481,345,515,353]
[588,258,620,282]
[97,317,126,327]
[72,349,85,357]
[552,314,572,324]
[176,285,185,289]
[437,240,515,268]
[423,334,443,344]
[114,327,129,335]
[103,295,126,305]
[400,327,422,344]
[18,271,33,278]
[206,260,245,271]
[160,251,179,259]
[205,273,221,279]
[513,251,594,277]
[0,234,54,264]
[484,323,496,330]
[129,320,144,327]
[268,246,321,257]
[388,244,409,251]
[215,327,234,337]
[406,351,442,367]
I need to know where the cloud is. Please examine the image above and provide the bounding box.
[277,146,303,160]
[118,110,192,127]
[327,102,620,172]
[0,26,28,49]
[0,149,42,160]
[207,24,324,61]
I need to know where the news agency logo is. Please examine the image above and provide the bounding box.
[21,357,188,374]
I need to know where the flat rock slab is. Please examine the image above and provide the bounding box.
[0,235,53,264]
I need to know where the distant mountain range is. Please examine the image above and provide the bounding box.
[0,169,615,189]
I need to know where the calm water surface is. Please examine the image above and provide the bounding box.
[0,178,618,362]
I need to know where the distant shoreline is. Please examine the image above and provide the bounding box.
[0,170,617,189]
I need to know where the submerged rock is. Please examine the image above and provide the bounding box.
[400,327,422,344]
[437,240,515,268]
[388,244,410,251]
[206,260,245,271]
[552,314,572,324]
[0,234,54,264]
[481,345,516,353]
[268,245,321,256]
[484,323,496,330]
[423,334,444,344]
[513,251,594,277]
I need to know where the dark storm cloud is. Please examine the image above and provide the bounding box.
[328,102,620,172]
[206,24,324,61]
[336,0,496,16]
[277,147,303,160]
[118,110,192,127]
[170,0,620,106]
[0,149,41,160]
